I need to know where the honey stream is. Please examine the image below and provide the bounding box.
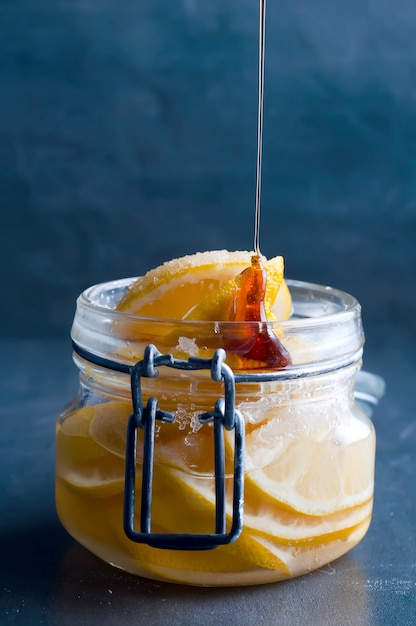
[225,0,291,368]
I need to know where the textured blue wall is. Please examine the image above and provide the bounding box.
[1,1,415,345]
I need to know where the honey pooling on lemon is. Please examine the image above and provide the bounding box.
[224,255,291,369]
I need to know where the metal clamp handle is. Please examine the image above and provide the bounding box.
[123,345,245,550]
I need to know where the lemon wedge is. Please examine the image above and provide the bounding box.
[116,249,292,321]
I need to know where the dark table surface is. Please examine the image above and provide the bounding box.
[1,331,415,626]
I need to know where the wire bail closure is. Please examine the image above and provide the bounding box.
[123,344,245,551]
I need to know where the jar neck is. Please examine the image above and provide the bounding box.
[71,278,365,380]
[74,351,362,407]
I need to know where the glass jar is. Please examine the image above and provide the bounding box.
[56,278,383,586]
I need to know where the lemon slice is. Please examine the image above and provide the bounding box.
[116,249,292,321]
[147,466,290,573]
[62,457,126,498]
[163,466,372,545]
[240,412,375,516]
[88,400,225,475]
[57,402,132,497]
[57,407,110,467]
[118,520,255,575]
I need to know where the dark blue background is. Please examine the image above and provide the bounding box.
[1,0,415,351]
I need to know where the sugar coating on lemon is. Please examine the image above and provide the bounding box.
[116,249,292,321]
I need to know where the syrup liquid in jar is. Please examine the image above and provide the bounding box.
[55,0,378,586]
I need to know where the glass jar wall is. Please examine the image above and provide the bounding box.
[56,279,376,586]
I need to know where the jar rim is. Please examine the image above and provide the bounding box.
[78,277,360,329]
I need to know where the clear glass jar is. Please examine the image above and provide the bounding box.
[56,278,383,586]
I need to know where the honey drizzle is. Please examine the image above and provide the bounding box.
[227,256,291,368]
[225,0,291,369]
[253,0,266,258]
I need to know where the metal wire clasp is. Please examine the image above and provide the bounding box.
[123,345,245,550]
